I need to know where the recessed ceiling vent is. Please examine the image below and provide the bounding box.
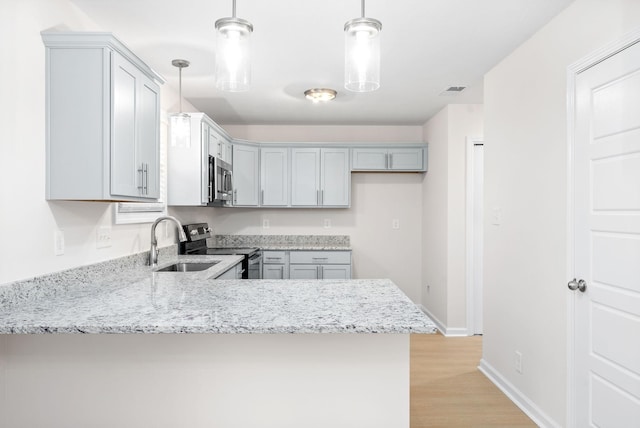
[439,86,467,96]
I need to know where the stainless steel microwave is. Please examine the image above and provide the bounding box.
[208,156,232,206]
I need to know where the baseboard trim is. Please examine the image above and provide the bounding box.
[419,305,470,337]
[478,359,562,428]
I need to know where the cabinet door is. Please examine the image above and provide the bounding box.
[321,265,352,280]
[260,147,289,206]
[137,77,160,199]
[233,144,259,206]
[263,264,286,280]
[351,148,388,170]
[111,52,139,198]
[388,148,424,171]
[321,148,350,206]
[289,265,320,280]
[291,148,320,206]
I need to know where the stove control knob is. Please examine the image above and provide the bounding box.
[190,230,199,236]
[204,227,212,233]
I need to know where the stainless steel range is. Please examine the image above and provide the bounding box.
[179,223,262,279]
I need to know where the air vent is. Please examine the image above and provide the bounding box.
[439,86,467,96]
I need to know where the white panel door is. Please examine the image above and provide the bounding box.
[233,145,259,206]
[260,147,289,206]
[321,148,350,207]
[291,148,320,206]
[573,40,640,427]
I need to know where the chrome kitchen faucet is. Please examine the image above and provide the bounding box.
[149,216,188,266]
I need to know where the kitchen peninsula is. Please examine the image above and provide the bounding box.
[0,249,436,428]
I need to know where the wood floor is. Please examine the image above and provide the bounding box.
[410,333,536,427]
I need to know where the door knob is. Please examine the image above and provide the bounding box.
[567,278,587,292]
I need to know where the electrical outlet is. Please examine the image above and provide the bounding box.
[515,351,523,374]
[263,219,270,229]
[392,219,400,229]
[492,207,503,225]
[323,219,331,229]
[426,285,431,293]
[96,226,112,249]
[54,229,65,256]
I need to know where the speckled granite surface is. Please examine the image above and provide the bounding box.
[0,249,435,334]
[213,235,351,250]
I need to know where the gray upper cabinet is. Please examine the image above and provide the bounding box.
[43,32,163,201]
[351,147,427,172]
[232,143,260,206]
[167,113,213,206]
[291,148,350,207]
[260,147,289,206]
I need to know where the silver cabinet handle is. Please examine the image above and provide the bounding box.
[233,189,237,204]
[317,190,320,205]
[568,278,587,292]
[261,189,264,205]
[317,265,321,278]
[312,257,329,260]
[321,189,324,205]
[389,154,393,170]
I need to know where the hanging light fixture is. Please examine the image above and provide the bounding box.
[344,0,382,92]
[215,0,253,92]
[169,59,191,148]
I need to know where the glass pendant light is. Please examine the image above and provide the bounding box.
[169,59,191,148]
[344,0,382,92]
[215,0,253,92]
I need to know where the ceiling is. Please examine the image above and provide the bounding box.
[70,0,574,126]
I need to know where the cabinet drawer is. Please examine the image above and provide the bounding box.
[289,251,351,264]
[263,251,288,264]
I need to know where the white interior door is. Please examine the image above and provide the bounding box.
[466,138,484,335]
[572,40,640,427]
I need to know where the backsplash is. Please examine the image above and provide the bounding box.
[213,235,350,248]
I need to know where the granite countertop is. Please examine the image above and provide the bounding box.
[213,234,352,251]
[0,253,435,335]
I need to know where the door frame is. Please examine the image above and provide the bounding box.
[565,28,640,428]
[465,136,484,336]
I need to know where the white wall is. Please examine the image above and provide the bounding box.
[171,125,426,303]
[421,105,484,331]
[0,0,194,284]
[482,0,640,425]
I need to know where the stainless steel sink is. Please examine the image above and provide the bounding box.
[155,262,219,272]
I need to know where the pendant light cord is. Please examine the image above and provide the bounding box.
[232,0,236,17]
[178,66,183,113]
[361,0,365,17]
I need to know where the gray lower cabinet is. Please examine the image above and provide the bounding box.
[262,251,289,279]
[42,32,163,201]
[288,251,352,280]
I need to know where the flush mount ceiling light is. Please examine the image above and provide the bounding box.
[344,0,382,92]
[215,0,253,92]
[170,59,191,148]
[304,88,337,102]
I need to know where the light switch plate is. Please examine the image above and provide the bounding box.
[491,207,502,225]
[392,219,400,229]
[323,219,331,228]
[262,219,270,229]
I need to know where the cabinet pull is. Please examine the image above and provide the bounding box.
[321,189,324,205]
[385,153,389,169]
[233,189,237,204]
[312,257,329,260]
[261,189,264,205]
[316,190,320,205]
[144,163,149,194]
[389,154,393,169]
